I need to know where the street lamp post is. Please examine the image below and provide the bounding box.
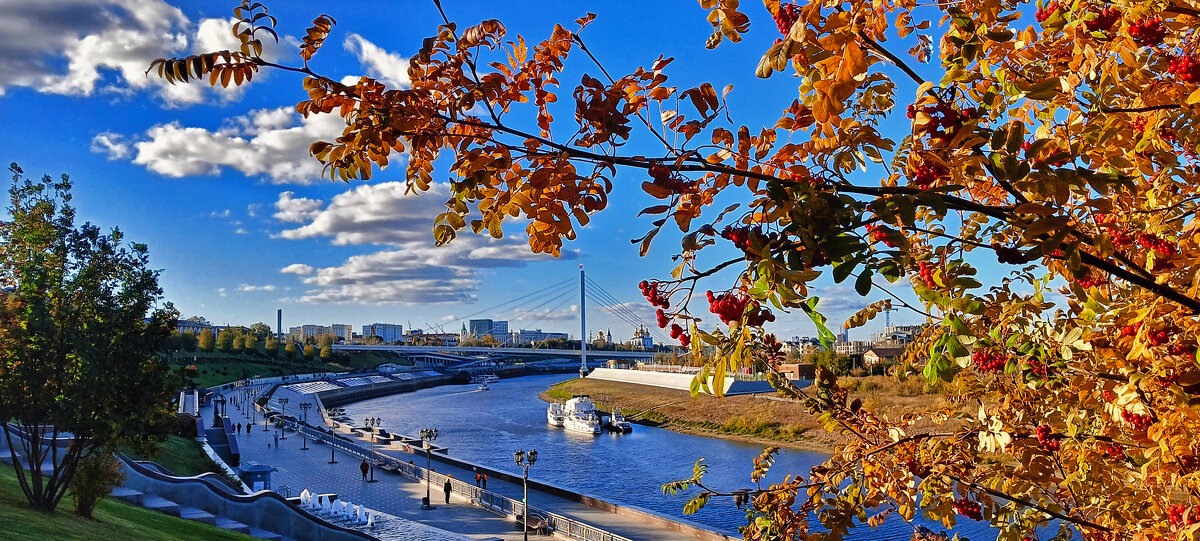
[298,402,312,450]
[514,449,538,541]
[419,428,438,509]
[278,397,289,439]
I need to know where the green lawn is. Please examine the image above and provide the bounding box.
[0,463,255,541]
[125,436,241,490]
[169,350,412,388]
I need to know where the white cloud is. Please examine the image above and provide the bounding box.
[129,107,348,183]
[343,33,410,89]
[0,1,281,106]
[90,131,129,159]
[211,209,231,218]
[274,191,324,222]
[237,284,277,292]
[280,263,314,275]
[217,287,227,297]
[246,203,261,217]
[234,227,247,234]
[275,181,577,305]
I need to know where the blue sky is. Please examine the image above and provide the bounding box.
[0,0,945,344]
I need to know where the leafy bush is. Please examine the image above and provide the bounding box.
[69,453,125,518]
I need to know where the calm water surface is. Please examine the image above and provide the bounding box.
[343,373,993,539]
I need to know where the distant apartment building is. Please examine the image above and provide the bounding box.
[407,332,459,346]
[176,319,212,335]
[330,324,354,340]
[871,324,926,349]
[362,323,403,343]
[515,329,569,344]
[468,319,510,343]
[288,324,331,342]
[834,340,872,358]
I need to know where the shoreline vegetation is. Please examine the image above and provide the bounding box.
[540,376,957,453]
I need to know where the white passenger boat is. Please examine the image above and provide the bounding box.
[562,396,602,435]
[546,403,565,427]
[478,381,490,391]
[470,374,500,384]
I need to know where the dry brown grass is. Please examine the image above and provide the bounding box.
[542,375,963,452]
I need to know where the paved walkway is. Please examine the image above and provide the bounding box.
[218,389,708,541]
[218,401,521,540]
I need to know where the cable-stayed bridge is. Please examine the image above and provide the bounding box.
[336,267,673,367]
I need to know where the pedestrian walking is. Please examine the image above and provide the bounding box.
[475,473,481,487]
[237,422,242,434]
[247,424,251,435]
[443,478,452,504]
[360,460,369,481]
[481,474,487,489]
[273,432,278,448]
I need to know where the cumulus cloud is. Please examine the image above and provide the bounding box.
[280,263,314,275]
[246,203,261,217]
[129,107,348,183]
[90,131,129,159]
[0,1,278,105]
[274,191,324,222]
[234,227,247,234]
[343,33,410,89]
[275,181,575,305]
[237,284,277,292]
[211,209,231,218]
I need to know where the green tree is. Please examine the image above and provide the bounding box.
[248,322,273,342]
[244,333,259,352]
[215,329,234,352]
[0,164,174,511]
[303,344,317,359]
[197,328,214,352]
[180,330,198,352]
[318,334,335,349]
[284,342,298,359]
[265,337,279,358]
[68,453,124,518]
[231,334,245,352]
[319,345,332,360]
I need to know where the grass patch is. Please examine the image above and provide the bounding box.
[0,462,254,541]
[542,375,961,451]
[125,435,240,490]
[170,350,413,388]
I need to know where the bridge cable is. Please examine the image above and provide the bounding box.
[440,277,575,328]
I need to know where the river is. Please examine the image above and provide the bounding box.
[341,373,996,539]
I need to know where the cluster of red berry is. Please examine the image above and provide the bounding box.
[1137,233,1176,256]
[1128,17,1167,46]
[1028,358,1050,378]
[992,243,1026,264]
[865,225,897,247]
[907,103,977,144]
[918,261,937,288]
[669,323,691,348]
[705,290,776,326]
[648,164,697,194]
[1168,55,1200,84]
[1085,7,1121,32]
[1110,228,1135,246]
[911,160,948,190]
[1105,442,1124,458]
[1034,1,1060,22]
[1075,273,1107,288]
[1036,425,1061,452]
[971,349,1006,373]
[1132,117,1148,132]
[655,309,670,328]
[1121,409,1153,431]
[640,280,670,310]
[1147,325,1178,346]
[1168,343,1195,357]
[720,225,783,257]
[1119,323,1139,337]
[772,3,801,35]
[1168,503,1200,527]
[953,497,983,520]
[1160,371,1182,387]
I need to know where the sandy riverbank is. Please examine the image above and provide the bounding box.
[540,376,957,454]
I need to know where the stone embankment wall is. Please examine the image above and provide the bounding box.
[586,367,789,395]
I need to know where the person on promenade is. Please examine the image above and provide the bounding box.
[273,431,278,448]
[482,474,487,489]
[237,422,242,434]
[475,473,481,487]
[443,477,452,504]
[360,460,369,481]
[247,424,252,435]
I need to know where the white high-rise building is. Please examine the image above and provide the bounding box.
[362,323,403,343]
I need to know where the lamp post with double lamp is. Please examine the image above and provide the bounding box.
[298,402,312,450]
[367,417,381,482]
[419,428,438,509]
[277,397,289,439]
[514,449,538,541]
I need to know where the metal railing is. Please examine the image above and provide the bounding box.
[284,420,634,541]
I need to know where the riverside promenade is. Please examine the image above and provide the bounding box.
[213,391,720,541]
